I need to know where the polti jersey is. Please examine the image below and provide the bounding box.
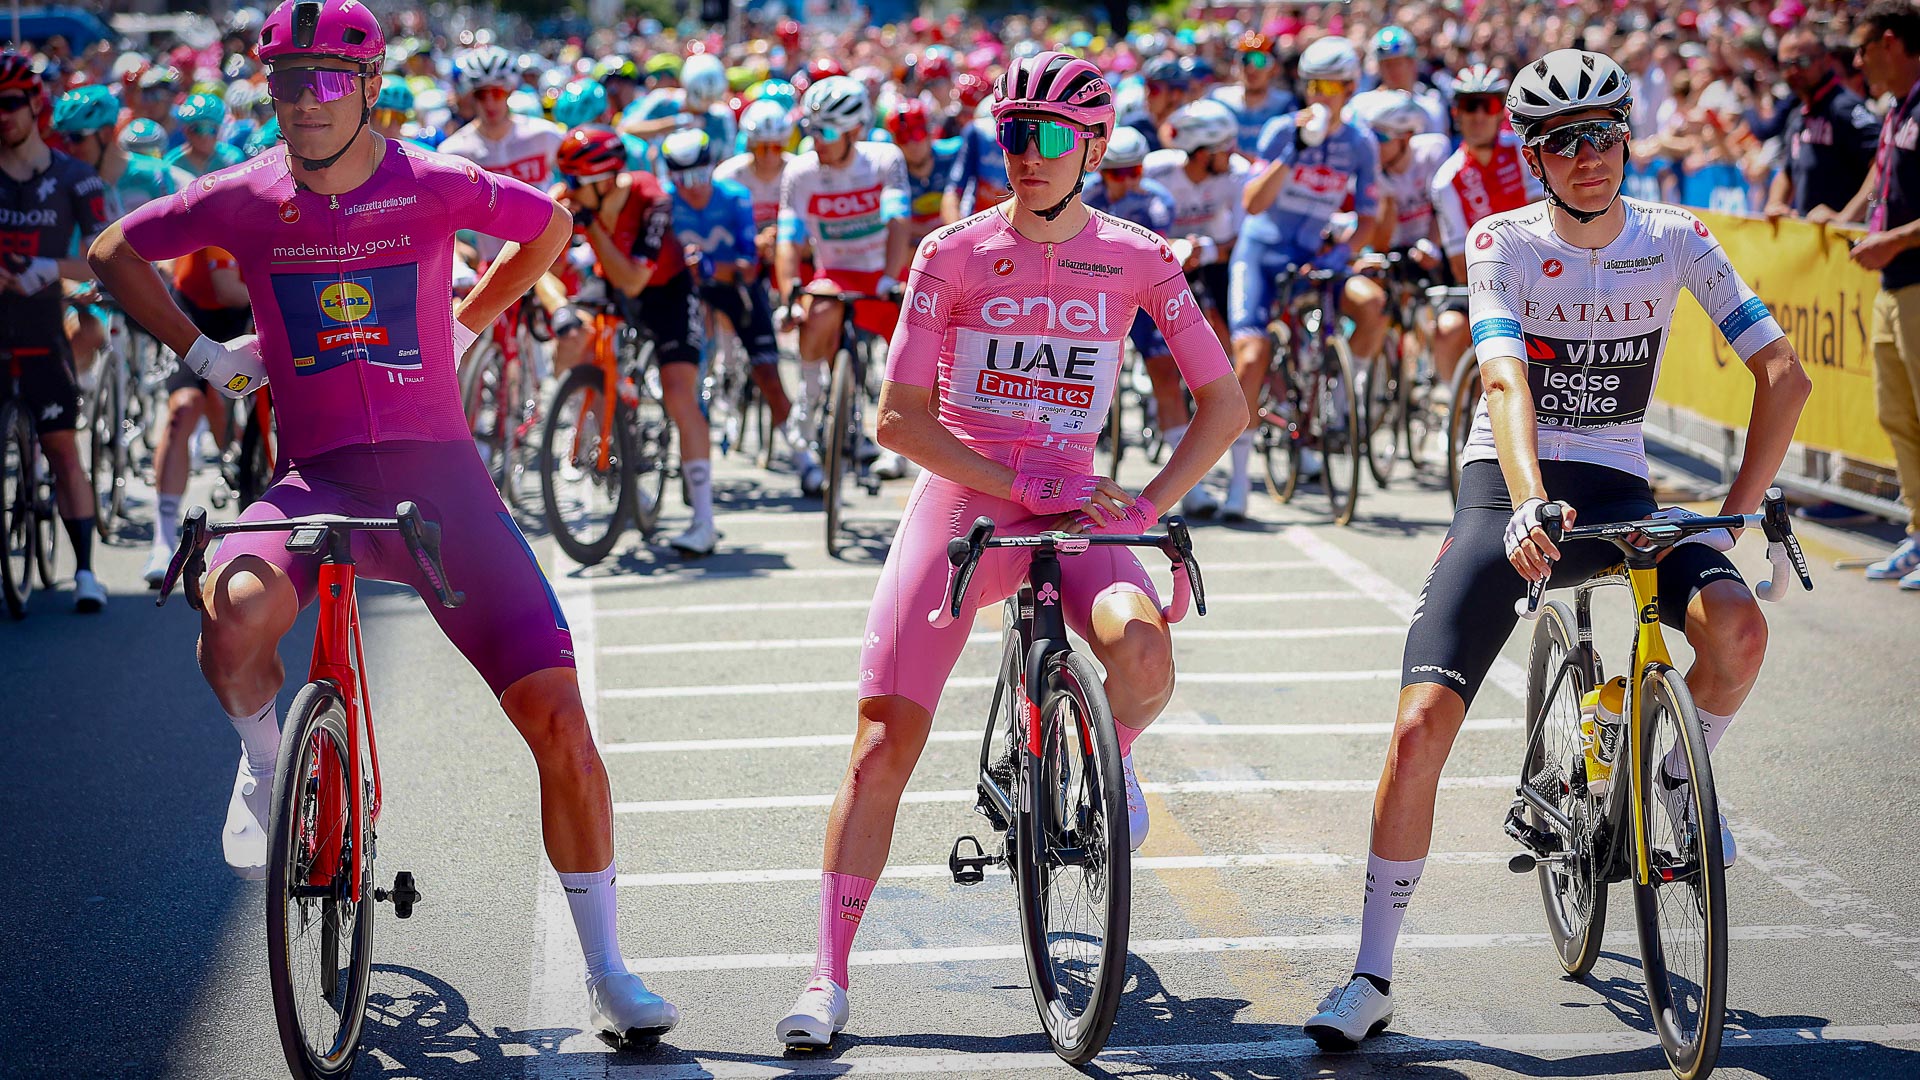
[119,141,557,459]
[0,150,108,346]
[1209,83,1297,156]
[1244,113,1380,253]
[777,140,910,274]
[1432,132,1543,257]
[437,114,565,259]
[1464,199,1784,476]
[1143,148,1248,252]
[905,136,964,236]
[714,150,788,230]
[887,207,1232,472]
[667,176,757,268]
[1375,133,1451,250]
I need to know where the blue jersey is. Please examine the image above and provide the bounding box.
[1211,84,1298,156]
[667,176,759,269]
[1242,114,1380,254]
[947,119,1008,208]
[1680,160,1750,215]
[906,136,964,226]
[1081,177,1175,236]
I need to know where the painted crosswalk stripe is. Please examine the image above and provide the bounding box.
[615,850,1514,887]
[599,624,1404,656]
[601,669,1400,700]
[597,590,1367,618]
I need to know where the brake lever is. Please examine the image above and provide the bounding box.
[396,501,465,609]
[1515,503,1564,621]
[157,506,207,609]
[931,517,995,627]
[1162,517,1206,619]
[1755,487,1813,596]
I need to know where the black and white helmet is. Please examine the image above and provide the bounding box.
[1453,64,1509,97]
[801,75,871,137]
[459,46,517,94]
[1506,49,1630,144]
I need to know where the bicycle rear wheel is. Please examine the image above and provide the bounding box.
[1446,363,1482,504]
[1,403,35,618]
[267,681,374,1080]
[1632,665,1727,1080]
[31,434,57,589]
[622,343,673,540]
[540,364,636,565]
[1259,335,1300,504]
[823,347,858,557]
[236,399,276,510]
[1523,599,1607,977]
[1013,651,1131,1064]
[87,364,126,538]
[1318,336,1362,526]
[1362,345,1401,489]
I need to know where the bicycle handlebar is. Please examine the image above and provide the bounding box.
[1514,487,1811,621]
[927,515,1207,629]
[157,502,465,612]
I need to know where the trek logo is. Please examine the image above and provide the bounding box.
[980,292,1112,333]
[1542,259,1563,277]
[993,258,1015,275]
[807,184,882,218]
[273,264,423,375]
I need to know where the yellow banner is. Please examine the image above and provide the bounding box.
[1666,209,1894,468]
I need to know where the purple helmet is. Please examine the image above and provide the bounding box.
[256,0,385,67]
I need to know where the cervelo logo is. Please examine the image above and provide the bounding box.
[807,184,882,218]
[1542,259,1563,277]
[980,293,1112,334]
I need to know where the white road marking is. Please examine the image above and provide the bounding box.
[615,851,1514,887]
[1731,817,1920,985]
[598,716,1522,754]
[529,1025,1920,1078]
[612,775,1510,814]
[600,669,1400,700]
[599,624,1405,656]
[591,559,1318,588]
[622,923,1890,973]
[597,591,1366,618]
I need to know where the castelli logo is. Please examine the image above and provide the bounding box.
[278,200,300,224]
[1542,259,1562,277]
[1159,245,1175,262]
[464,162,481,183]
[993,258,1014,275]
[1693,218,1710,238]
[920,239,938,260]
[1474,232,1493,250]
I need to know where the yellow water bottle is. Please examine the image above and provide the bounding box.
[1579,676,1628,797]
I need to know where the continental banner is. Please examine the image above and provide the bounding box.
[1667,209,1895,467]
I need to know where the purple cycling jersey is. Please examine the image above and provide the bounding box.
[119,138,556,460]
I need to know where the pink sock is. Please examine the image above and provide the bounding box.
[1115,719,1148,757]
[812,871,876,988]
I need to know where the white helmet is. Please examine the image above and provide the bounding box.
[1506,49,1631,144]
[740,98,794,146]
[1354,90,1427,137]
[1100,124,1150,170]
[1298,36,1361,82]
[681,53,727,110]
[801,75,871,137]
[1166,99,1238,153]
[459,46,516,93]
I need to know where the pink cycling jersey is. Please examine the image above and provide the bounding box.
[886,206,1232,474]
[860,206,1233,712]
[119,140,555,460]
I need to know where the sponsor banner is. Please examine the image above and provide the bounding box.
[272,264,424,376]
[1666,209,1894,467]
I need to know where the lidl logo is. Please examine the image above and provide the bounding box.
[225,374,253,393]
[319,281,374,323]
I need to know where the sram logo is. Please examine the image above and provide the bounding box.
[807,184,882,218]
[980,293,1112,333]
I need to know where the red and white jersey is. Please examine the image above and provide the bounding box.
[438,115,565,260]
[776,141,910,274]
[1143,148,1249,252]
[1432,131,1544,257]
[1377,133,1452,250]
[714,150,789,231]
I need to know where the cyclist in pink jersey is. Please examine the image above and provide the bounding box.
[86,0,680,1048]
[774,50,1247,1050]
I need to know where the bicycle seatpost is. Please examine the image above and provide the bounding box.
[1515,502,1565,621]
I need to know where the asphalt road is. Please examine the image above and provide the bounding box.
[4,426,1918,1080]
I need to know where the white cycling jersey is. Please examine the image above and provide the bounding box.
[438,115,565,260]
[1465,199,1785,477]
[776,141,911,274]
[1375,133,1451,250]
[1143,148,1248,255]
[715,150,790,231]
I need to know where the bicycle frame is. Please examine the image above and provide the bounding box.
[569,311,629,474]
[305,531,384,906]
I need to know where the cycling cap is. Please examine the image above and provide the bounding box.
[1506,49,1631,144]
[257,0,384,67]
[991,50,1114,134]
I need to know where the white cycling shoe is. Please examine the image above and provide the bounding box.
[1181,485,1220,518]
[1221,476,1250,521]
[1121,752,1148,851]
[73,569,107,613]
[143,546,171,589]
[776,977,848,1049]
[223,754,273,881]
[1656,766,1737,867]
[587,971,679,1047]
[668,520,718,558]
[872,450,912,481]
[1304,975,1394,1051]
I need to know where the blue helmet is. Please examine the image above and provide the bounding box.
[1370,26,1418,60]
[553,78,608,129]
[375,79,414,114]
[53,85,120,135]
[119,118,167,156]
[244,116,282,158]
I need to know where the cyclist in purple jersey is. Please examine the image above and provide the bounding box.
[87,0,680,1048]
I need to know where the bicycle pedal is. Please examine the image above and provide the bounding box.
[948,835,994,886]
[375,870,421,918]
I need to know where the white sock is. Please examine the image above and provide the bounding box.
[1228,432,1253,486]
[684,457,714,525]
[1354,851,1425,983]
[557,861,629,981]
[1164,422,1188,450]
[228,701,280,779]
[1664,707,1734,781]
[799,360,827,417]
[156,494,183,552]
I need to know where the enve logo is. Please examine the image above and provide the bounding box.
[993,258,1015,276]
[319,282,374,323]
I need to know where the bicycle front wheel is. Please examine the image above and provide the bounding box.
[1013,651,1131,1064]
[1446,364,1482,505]
[267,681,375,1080]
[1523,599,1607,977]
[1318,335,1362,526]
[31,435,57,589]
[1,403,35,618]
[822,347,858,557]
[1362,346,1401,489]
[87,366,125,538]
[1632,665,1727,1080]
[540,365,636,566]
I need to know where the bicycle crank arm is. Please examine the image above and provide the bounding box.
[949,835,1002,886]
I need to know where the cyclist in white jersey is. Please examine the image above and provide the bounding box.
[1303,50,1812,1050]
[1353,91,1449,258]
[439,45,565,263]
